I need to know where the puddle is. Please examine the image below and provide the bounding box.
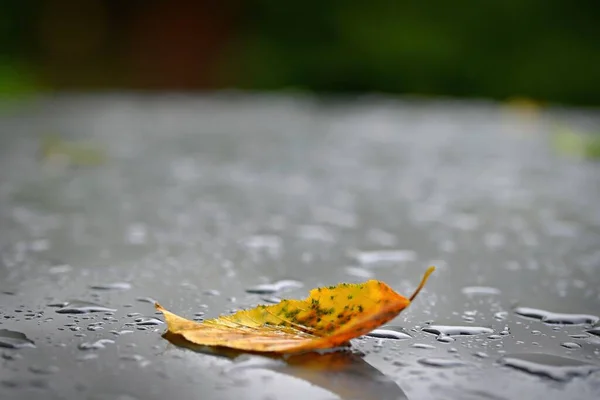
[0,329,36,349]
[498,353,600,382]
[423,325,494,336]
[366,327,412,340]
[514,307,599,325]
[52,301,117,314]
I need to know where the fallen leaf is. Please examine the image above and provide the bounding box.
[156,266,434,353]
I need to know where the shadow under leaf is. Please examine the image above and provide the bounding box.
[162,332,408,400]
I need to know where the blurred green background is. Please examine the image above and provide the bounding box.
[1,0,599,105]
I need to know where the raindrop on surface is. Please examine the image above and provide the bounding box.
[203,289,220,296]
[241,235,282,255]
[245,280,304,295]
[87,326,104,332]
[569,334,588,339]
[560,342,582,349]
[136,297,157,304]
[461,286,502,296]
[54,301,116,314]
[417,358,467,368]
[587,328,600,337]
[127,313,142,317]
[366,326,412,340]
[120,354,150,367]
[423,325,494,336]
[134,317,163,326]
[513,307,599,325]
[77,353,98,361]
[78,339,115,350]
[28,365,60,375]
[355,250,417,266]
[531,330,541,335]
[2,351,22,360]
[494,311,508,321]
[436,334,455,343]
[0,329,36,349]
[260,296,282,304]
[498,353,600,382]
[344,266,374,279]
[411,343,436,349]
[110,330,133,336]
[89,282,132,291]
[488,335,503,340]
[48,264,73,274]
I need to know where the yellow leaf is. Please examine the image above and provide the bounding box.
[156,266,435,354]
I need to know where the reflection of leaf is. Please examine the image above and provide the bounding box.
[156,266,434,354]
[162,332,408,400]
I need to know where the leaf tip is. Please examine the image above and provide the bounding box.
[155,302,165,312]
[408,266,435,302]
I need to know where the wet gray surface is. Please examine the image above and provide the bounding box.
[1,94,599,400]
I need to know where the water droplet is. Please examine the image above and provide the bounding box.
[110,330,133,336]
[418,357,467,368]
[423,325,494,336]
[461,286,502,296]
[2,351,22,360]
[494,311,508,321]
[28,365,60,375]
[344,266,374,279]
[203,289,220,296]
[488,335,503,340]
[120,354,150,367]
[355,250,416,266]
[136,297,157,304]
[89,282,132,291]
[587,328,600,337]
[48,264,73,274]
[531,330,541,335]
[514,307,598,325]
[245,280,304,295]
[0,329,35,349]
[77,353,98,361]
[55,301,116,314]
[569,334,589,339]
[499,353,600,382]
[561,342,582,349]
[78,339,115,350]
[87,326,104,332]
[134,317,163,326]
[366,326,412,340]
[411,343,436,349]
[436,334,455,343]
[260,296,282,304]
[241,235,282,255]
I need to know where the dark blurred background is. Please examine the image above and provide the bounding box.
[1,0,599,105]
